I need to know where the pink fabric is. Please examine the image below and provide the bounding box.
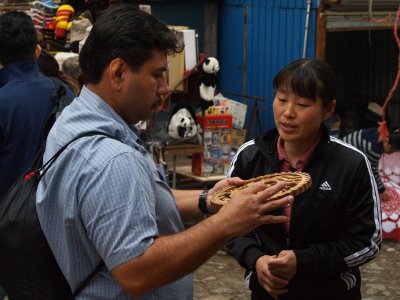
[277,133,321,232]
[379,151,400,241]
[276,135,320,171]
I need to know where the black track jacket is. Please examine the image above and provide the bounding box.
[226,126,382,300]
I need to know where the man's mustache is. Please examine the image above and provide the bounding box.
[152,97,164,110]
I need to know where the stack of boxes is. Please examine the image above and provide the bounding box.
[191,94,248,177]
[192,107,232,177]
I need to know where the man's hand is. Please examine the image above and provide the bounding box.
[255,255,289,299]
[207,177,246,214]
[268,250,297,281]
[214,182,292,237]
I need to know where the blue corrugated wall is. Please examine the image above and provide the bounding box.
[218,0,319,136]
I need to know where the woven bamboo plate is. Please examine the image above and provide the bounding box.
[211,172,312,206]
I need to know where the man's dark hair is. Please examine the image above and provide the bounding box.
[79,4,183,83]
[273,59,337,108]
[0,11,38,66]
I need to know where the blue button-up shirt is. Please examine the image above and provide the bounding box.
[37,86,193,299]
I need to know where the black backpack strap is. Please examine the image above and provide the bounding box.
[39,132,116,177]
[48,77,74,115]
[40,78,66,142]
[30,141,47,170]
[72,261,105,297]
[40,132,115,296]
[31,78,74,170]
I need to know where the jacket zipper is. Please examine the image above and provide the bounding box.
[286,197,296,249]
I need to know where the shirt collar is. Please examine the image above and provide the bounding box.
[78,86,144,147]
[277,130,322,171]
[0,60,39,87]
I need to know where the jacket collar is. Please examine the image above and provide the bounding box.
[254,124,331,168]
[0,60,39,88]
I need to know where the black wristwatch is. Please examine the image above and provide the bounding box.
[198,189,212,216]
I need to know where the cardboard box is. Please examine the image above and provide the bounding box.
[167,52,185,91]
[228,100,247,129]
[213,93,247,129]
[191,153,231,176]
[204,105,229,115]
[196,114,233,129]
[194,114,232,177]
[167,26,187,91]
[180,29,197,70]
[231,128,246,149]
[192,153,213,176]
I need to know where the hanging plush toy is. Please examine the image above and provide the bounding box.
[54,4,75,39]
[167,103,199,141]
[198,57,220,112]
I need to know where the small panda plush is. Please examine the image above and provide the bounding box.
[167,103,198,140]
[199,57,220,112]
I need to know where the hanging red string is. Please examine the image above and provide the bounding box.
[362,14,393,26]
[378,5,400,142]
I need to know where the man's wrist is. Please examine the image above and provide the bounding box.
[198,189,212,216]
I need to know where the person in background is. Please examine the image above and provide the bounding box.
[0,10,68,300]
[0,11,66,196]
[62,55,84,90]
[36,4,293,299]
[226,59,382,300]
[37,49,80,95]
[342,126,400,202]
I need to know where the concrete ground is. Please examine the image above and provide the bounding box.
[2,240,397,300]
[194,240,400,300]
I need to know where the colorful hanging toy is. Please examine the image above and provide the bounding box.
[54,4,75,38]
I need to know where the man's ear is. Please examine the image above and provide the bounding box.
[34,44,41,60]
[324,99,336,122]
[109,58,125,90]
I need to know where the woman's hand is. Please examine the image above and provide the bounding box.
[268,250,297,281]
[255,255,289,299]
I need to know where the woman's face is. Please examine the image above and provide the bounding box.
[273,89,335,150]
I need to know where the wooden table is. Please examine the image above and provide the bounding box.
[165,144,203,188]
[173,165,226,188]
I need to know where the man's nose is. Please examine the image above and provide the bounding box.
[157,77,169,97]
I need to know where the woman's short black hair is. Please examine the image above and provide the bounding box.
[79,4,183,83]
[273,59,337,107]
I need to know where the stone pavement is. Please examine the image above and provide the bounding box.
[194,240,400,300]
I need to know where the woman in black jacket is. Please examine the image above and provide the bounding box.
[226,59,382,300]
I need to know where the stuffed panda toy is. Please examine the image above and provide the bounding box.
[167,103,199,141]
[198,57,220,112]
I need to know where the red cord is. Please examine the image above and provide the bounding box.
[378,5,400,142]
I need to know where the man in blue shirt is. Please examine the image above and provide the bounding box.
[37,4,293,299]
[0,11,74,197]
